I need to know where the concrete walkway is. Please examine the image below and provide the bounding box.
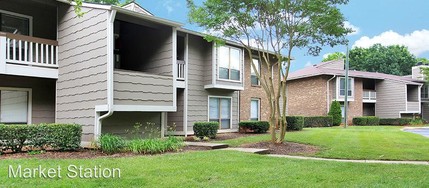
[185,142,429,165]
[403,127,429,138]
[184,142,228,149]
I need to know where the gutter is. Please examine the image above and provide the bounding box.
[96,9,117,138]
[327,75,336,113]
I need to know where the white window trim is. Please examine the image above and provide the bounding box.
[207,95,233,129]
[336,77,354,100]
[0,9,33,36]
[250,98,260,121]
[0,87,32,124]
[216,45,243,83]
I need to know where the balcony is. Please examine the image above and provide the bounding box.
[406,102,420,112]
[113,69,174,110]
[363,90,376,103]
[0,32,58,79]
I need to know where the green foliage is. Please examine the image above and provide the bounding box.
[239,121,270,133]
[0,124,82,153]
[353,116,380,126]
[286,116,304,131]
[188,0,350,143]
[126,137,184,154]
[417,57,429,65]
[193,122,219,139]
[328,101,342,126]
[349,44,417,76]
[27,150,45,155]
[410,118,424,126]
[98,134,126,154]
[322,52,345,62]
[304,116,333,127]
[379,118,413,126]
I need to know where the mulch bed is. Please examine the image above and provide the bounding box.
[0,146,211,160]
[241,141,319,155]
[185,132,266,142]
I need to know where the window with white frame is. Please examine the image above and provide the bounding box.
[339,77,354,97]
[209,97,231,129]
[250,99,260,121]
[218,46,241,81]
[0,10,31,36]
[0,89,30,124]
[251,58,260,86]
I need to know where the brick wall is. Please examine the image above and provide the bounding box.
[286,76,329,116]
[239,53,280,121]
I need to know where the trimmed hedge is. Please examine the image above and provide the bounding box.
[328,101,342,126]
[352,116,380,126]
[193,122,219,138]
[379,118,412,126]
[0,123,82,153]
[286,116,304,131]
[304,116,333,127]
[239,121,269,133]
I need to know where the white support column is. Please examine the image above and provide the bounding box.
[0,36,6,73]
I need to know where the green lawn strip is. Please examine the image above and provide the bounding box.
[1,150,429,187]
[217,126,429,161]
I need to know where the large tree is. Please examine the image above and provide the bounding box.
[322,52,345,62]
[349,44,417,76]
[188,0,351,143]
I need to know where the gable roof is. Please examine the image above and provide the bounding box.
[288,60,424,85]
[121,1,153,16]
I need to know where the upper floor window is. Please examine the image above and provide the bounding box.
[251,58,260,86]
[218,46,241,81]
[0,10,31,36]
[339,77,354,97]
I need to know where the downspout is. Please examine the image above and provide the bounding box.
[97,9,117,136]
[327,75,336,113]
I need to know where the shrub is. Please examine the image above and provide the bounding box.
[99,134,126,154]
[239,121,270,133]
[193,122,219,138]
[286,116,304,131]
[0,124,82,153]
[126,137,184,154]
[352,117,367,125]
[410,118,424,125]
[353,116,380,126]
[328,101,342,126]
[366,116,380,126]
[304,116,333,127]
[379,118,412,126]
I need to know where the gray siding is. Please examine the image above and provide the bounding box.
[375,80,406,118]
[187,36,239,132]
[144,28,173,76]
[113,70,173,106]
[0,0,57,40]
[56,5,109,141]
[168,89,184,131]
[0,75,55,124]
[102,112,162,139]
[422,102,429,121]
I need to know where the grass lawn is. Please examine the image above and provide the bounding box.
[1,150,429,187]
[218,126,429,161]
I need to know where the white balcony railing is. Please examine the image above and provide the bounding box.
[1,32,58,68]
[177,60,185,81]
[363,90,376,101]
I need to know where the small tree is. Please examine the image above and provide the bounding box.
[322,52,345,62]
[328,100,342,126]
